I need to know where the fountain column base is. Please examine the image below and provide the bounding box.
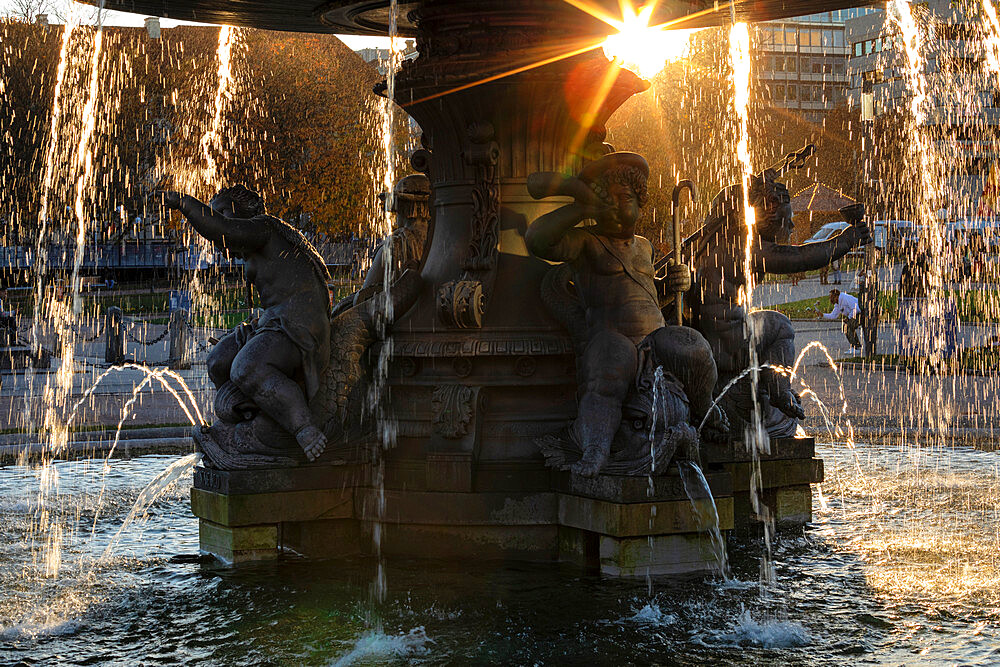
[189,438,822,574]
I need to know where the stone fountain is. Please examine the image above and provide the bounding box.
[93,0,870,575]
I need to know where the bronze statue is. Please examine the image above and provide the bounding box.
[160,185,333,462]
[332,173,431,317]
[688,151,870,436]
[526,152,726,477]
[159,185,423,470]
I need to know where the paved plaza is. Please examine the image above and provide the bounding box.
[2,308,996,458]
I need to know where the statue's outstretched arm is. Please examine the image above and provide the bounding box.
[753,229,864,275]
[165,193,269,253]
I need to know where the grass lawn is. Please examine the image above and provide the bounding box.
[7,284,251,315]
[771,290,1000,323]
[146,309,250,330]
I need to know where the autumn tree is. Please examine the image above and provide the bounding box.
[0,21,395,254]
[606,27,870,246]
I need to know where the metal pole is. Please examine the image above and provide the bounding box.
[168,307,190,370]
[671,180,697,326]
[105,306,124,364]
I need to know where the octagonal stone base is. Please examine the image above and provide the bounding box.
[191,437,822,575]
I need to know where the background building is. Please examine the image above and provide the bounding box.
[757,8,878,123]
[355,40,418,73]
[846,1,1000,217]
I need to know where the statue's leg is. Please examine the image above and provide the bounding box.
[207,329,241,389]
[843,317,862,349]
[647,325,717,422]
[571,330,637,477]
[229,330,326,461]
[863,314,878,357]
[750,310,804,419]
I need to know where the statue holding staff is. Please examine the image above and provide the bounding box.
[526,152,727,477]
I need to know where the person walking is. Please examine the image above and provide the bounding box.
[857,270,880,357]
[897,252,928,356]
[819,288,862,354]
[831,258,843,284]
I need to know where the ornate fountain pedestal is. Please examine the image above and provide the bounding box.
[191,436,822,573]
[94,0,830,574]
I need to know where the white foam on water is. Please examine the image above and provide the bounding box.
[0,499,31,513]
[0,619,81,642]
[331,626,434,666]
[710,610,810,648]
[627,602,677,626]
[714,577,757,591]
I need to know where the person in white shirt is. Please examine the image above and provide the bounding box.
[821,288,861,352]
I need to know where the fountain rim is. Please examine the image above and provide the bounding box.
[80,0,878,37]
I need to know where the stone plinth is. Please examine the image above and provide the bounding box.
[710,437,825,531]
[190,437,821,574]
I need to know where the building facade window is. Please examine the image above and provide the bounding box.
[861,69,885,84]
[760,12,855,118]
[852,35,895,59]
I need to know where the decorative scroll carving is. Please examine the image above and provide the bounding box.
[432,384,476,438]
[463,121,500,272]
[436,279,485,329]
[437,122,500,329]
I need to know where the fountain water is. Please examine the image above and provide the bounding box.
[368,0,402,619]
[24,9,114,579]
[678,460,731,580]
[99,451,203,561]
[728,19,777,587]
[10,0,1000,662]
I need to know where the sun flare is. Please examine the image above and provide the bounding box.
[601,3,695,79]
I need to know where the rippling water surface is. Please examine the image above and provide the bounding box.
[1,444,999,665]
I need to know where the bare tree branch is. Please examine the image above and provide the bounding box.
[3,0,67,23]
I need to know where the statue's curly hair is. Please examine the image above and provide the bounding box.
[213,184,266,217]
[591,166,649,209]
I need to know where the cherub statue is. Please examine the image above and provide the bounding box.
[159,185,332,463]
[526,152,727,477]
[688,150,870,436]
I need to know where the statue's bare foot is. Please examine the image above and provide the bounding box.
[295,425,328,462]
[771,389,805,420]
[569,446,608,477]
[701,405,730,443]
